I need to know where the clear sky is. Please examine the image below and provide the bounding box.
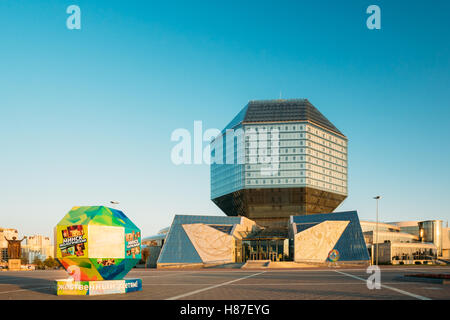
[1,0,449,239]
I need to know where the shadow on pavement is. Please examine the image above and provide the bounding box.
[0,271,65,296]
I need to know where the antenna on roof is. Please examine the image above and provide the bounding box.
[279,91,282,99]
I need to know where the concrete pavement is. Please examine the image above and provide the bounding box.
[0,266,449,300]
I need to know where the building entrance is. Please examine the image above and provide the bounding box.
[236,238,289,262]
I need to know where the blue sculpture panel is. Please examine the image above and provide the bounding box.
[157,215,242,264]
[292,211,369,262]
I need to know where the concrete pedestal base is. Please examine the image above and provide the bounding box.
[55,278,142,296]
[8,259,21,271]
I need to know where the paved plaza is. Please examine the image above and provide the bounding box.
[0,266,449,300]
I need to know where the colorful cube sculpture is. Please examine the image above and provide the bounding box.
[54,206,142,295]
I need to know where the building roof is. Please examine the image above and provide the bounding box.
[363,230,420,242]
[360,221,401,232]
[387,221,420,227]
[223,99,344,137]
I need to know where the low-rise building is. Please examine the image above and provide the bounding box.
[142,227,170,268]
[360,220,449,264]
[151,211,370,268]
[442,227,450,258]
[373,242,437,265]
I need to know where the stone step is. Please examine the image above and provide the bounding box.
[242,260,271,268]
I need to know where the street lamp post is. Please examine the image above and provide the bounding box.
[373,196,381,265]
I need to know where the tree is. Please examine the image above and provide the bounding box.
[21,254,29,265]
[33,257,43,269]
[43,257,59,269]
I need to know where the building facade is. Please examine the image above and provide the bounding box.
[142,227,170,268]
[144,98,450,267]
[22,234,54,263]
[146,98,449,267]
[1,229,55,264]
[291,211,369,263]
[211,99,348,227]
[156,215,257,267]
[155,211,370,267]
[0,228,19,262]
[361,220,449,263]
[150,99,370,267]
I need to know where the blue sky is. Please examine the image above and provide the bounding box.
[1,1,449,238]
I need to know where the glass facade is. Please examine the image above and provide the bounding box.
[363,231,419,244]
[239,239,289,261]
[374,243,438,264]
[210,125,245,199]
[391,245,437,261]
[243,122,347,195]
[399,225,420,237]
[419,220,443,256]
[210,99,348,224]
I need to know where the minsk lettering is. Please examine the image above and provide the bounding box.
[126,239,139,249]
[59,236,86,249]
